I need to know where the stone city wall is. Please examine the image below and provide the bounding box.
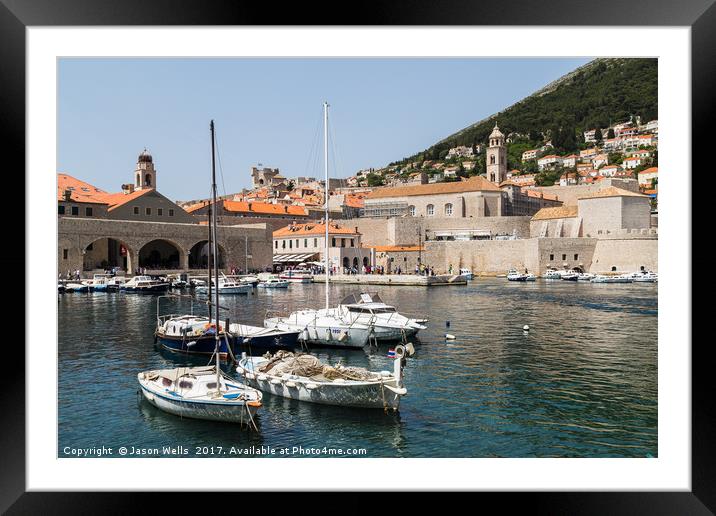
[58,217,273,276]
[353,216,532,247]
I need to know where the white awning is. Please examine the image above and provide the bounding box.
[272,253,318,263]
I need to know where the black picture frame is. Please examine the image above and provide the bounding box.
[3,0,705,512]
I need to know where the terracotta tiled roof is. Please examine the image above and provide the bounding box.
[578,187,649,200]
[639,167,658,174]
[373,245,424,252]
[526,190,559,201]
[344,194,366,208]
[365,175,499,199]
[57,173,109,204]
[186,200,308,216]
[273,222,359,238]
[97,189,154,210]
[224,200,307,216]
[531,205,579,220]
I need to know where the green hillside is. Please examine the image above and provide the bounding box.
[391,58,657,165]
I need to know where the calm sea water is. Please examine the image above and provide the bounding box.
[58,279,657,458]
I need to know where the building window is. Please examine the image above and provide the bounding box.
[275,241,278,249]
[562,254,566,261]
[332,238,336,247]
[85,207,93,216]
[341,239,346,248]
[134,207,139,215]
[289,240,292,249]
[304,239,308,247]
[611,266,617,271]
[350,239,354,247]
[445,203,453,216]
[426,204,434,216]
[549,254,554,261]
[58,205,65,215]
[158,208,163,216]
[63,249,68,259]
[314,238,317,247]
[282,241,286,249]
[71,206,79,216]
[169,209,174,216]
[145,174,152,186]
[409,205,415,216]
[146,208,151,215]
[574,254,578,260]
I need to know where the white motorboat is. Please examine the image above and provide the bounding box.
[121,275,170,293]
[138,365,262,422]
[629,271,658,283]
[238,275,259,287]
[507,269,528,281]
[542,269,562,279]
[63,282,90,293]
[257,275,289,288]
[458,268,474,280]
[524,273,537,281]
[577,272,595,281]
[279,269,313,283]
[138,120,263,425]
[590,274,634,283]
[236,345,413,410]
[321,292,428,341]
[265,310,373,348]
[561,271,579,281]
[82,273,123,292]
[196,273,252,295]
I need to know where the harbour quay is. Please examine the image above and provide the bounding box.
[311,274,467,286]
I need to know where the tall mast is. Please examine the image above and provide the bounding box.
[323,101,329,311]
[210,120,220,389]
[207,206,212,309]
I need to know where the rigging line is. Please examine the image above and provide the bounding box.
[303,107,323,180]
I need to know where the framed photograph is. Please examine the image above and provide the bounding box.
[6,0,707,511]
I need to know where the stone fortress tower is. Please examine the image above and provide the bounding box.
[486,124,507,185]
[134,149,156,190]
[251,165,282,188]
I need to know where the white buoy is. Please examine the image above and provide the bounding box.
[523,325,530,331]
[445,333,456,340]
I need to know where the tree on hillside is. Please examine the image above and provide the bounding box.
[366,173,384,187]
[529,130,542,143]
[594,126,603,145]
[607,128,615,139]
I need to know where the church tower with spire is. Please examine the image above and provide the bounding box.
[486,124,507,184]
[134,149,156,191]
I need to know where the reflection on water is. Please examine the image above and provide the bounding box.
[58,279,657,457]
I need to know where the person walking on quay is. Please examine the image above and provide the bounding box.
[448,264,453,275]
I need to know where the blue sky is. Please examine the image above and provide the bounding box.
[58,57,591,201]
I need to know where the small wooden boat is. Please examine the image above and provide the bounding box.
[236,344,413,411]
[138,365,262,423]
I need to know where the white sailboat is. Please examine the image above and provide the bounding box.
[263,102,372,349]
[139,120,262,424]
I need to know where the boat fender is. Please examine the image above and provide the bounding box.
[380,370,391,377]
[245,373,256,380]
[332,378,346,383]
[384,385,407,396]
[405,343,415,356]
[306,383,319,390]
[270,378,281,385]
[395,345,406,358]
[523,325,530,332]
[285,381,297,388]
[186,341,197,347]
[445,334,456,340]
[257,374,268,382]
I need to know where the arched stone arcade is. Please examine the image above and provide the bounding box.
[188,240,226,269]
[81,237,134,272]
[138,239,183,270]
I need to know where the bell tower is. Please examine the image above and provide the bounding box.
[135,148,156,190]
[486,124,507,184]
